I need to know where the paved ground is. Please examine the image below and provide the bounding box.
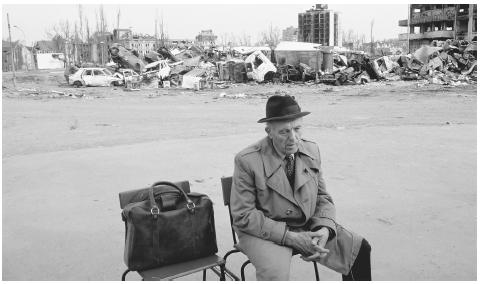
[2,70,477,280]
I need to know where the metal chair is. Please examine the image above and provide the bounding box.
[119,180,227,281]
[221,176,320,281]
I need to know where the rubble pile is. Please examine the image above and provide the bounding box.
[72,39,476,91]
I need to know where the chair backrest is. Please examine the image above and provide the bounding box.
[220,176,233,206]
[119,180,191,209]
[220,176,238,245]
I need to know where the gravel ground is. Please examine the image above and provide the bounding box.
[2,69,477,280]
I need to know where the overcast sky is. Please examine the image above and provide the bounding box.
[2,3,409,45]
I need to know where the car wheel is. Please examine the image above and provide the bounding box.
[73,81,83,88]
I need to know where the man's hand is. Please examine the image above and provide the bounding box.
[300,227,330,262]
[284,231,319,256]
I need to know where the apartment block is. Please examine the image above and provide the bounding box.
[298,4,342,47]
[399,4,477,52]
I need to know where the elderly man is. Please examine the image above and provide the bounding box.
[230,95,371,280]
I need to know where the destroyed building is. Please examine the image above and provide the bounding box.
[399,4,477,52]
[195,30,217,48]
[2,40,35,71]
[298,4,342,47]
[113,29,160,57]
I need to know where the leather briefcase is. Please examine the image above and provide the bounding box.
[121,181,218,271]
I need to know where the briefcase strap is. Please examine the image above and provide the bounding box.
[148,181,196,218]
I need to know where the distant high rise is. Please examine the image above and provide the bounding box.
[398,4,477,52]
[298,4,342,47]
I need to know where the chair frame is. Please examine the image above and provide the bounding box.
[119,180,227,281]
[220,176,320,281]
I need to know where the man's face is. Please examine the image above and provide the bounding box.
[267,118,303,157]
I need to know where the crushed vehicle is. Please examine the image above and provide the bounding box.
[144,60,171,80]
[109,43,146,73]
[113,69,142,87]
[69,67,122,87]
[244,50,277,82]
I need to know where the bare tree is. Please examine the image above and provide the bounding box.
[78,5,84,42]
[219,33,229,48]
[85,17,90,43]
[45,19,73,67]
[260,23,281,49]
[229,33,238,47]
[237,31,252,46]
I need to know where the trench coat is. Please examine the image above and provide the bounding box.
[230,136,363,275]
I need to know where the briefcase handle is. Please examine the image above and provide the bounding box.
[148,181,195,218]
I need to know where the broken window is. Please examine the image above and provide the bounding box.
[458,4,469,15]
[93,70,103,76]
[84,70,92,76]
[413,26,421,34]
[254,56,264,68]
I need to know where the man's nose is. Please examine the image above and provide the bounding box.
[287,131,297,141]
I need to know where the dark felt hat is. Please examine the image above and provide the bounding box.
[257,95,310,123]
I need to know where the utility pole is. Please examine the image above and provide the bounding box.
[117,8,120,31]
[7,13,16,89]
[370,19,374,56]
[453,4,457,40]
[407,4,410,53]
[155,9,158,47]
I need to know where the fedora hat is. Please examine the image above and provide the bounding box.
[257,95,310,123]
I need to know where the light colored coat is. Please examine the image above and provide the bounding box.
[230,136,364,276]
[230,136,337,244]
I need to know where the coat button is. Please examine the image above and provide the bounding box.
[286,209,293,215]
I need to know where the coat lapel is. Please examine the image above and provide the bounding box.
[293,141,320,216]
[261,138,297,204]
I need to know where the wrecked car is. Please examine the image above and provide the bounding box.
[109,43,146,73]
[69,67,122,87]
[244,50,277,82]
[144,60,171,80]
[113,69,142,87]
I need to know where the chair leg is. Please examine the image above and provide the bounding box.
[121,269,131,281]
[223,249,240,260]
[313,261,320,281]
[203,269,207,281]
[240,260,251,281]
[220,264,226,281]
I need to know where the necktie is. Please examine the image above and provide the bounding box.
[286,154,295,189]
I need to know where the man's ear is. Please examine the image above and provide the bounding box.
[265,126,272,138]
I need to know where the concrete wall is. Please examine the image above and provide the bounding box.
[36,53,64,69]
[275,50,323,70]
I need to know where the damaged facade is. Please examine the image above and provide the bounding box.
[399,4,477,52]
[195,30,217,48]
